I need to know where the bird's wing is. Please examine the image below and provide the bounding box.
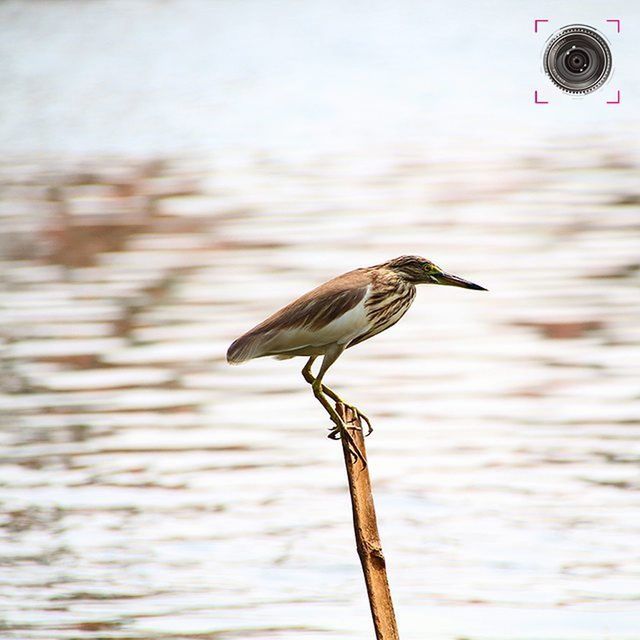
[227,269,371,363]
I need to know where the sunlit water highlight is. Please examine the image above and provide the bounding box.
[1,138,639,639]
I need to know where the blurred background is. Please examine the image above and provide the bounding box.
[1,1,639,638]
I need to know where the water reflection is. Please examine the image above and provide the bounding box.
[1,140,640,639]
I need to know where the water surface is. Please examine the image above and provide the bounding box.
[1,140,639,639]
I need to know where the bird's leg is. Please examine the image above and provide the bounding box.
[308,348,366,466]
[303,356,357,432]
[319,384,373,436]
[311,379,366,466]
[301,356,317,385]
[301,356,372,436]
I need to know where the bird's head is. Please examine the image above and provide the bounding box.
[384,255,487,290]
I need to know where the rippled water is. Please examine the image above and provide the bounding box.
[1,138,639,639]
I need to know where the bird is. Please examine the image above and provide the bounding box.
[227,255,487,464]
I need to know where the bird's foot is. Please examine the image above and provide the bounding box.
[327,423,361,439]
[327,425,341,440]
[327,422,367,467]
[331,402,372,436]
[327,425,367,467]
[310,378,367,466]
[322,389,373,437]
[346,405,373,436]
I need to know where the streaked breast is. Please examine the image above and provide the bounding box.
[348,279,416,348]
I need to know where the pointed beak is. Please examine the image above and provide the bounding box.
[434,272,488,291]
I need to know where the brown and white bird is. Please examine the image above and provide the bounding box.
[227,255,486,462]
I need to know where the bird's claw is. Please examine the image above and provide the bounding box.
[341,404,373,436]
[354,409,373,436]
[327,424,367,467]
[327,426,341,440]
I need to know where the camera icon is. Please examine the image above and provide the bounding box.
[543,24,612,94]
[534,19,620,103]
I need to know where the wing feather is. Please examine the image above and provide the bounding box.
[227,269,371,364]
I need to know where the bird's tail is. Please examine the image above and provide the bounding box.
[226,332,264,365]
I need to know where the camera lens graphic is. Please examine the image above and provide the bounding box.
[565,49,589,73]
[543,25,612,94]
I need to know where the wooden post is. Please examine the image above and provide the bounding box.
[336,403,400,640]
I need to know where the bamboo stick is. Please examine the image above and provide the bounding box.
[336,403,400,640]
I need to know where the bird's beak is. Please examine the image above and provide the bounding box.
[433,272,488,291]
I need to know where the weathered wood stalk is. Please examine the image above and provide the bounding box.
[336,403,399,640]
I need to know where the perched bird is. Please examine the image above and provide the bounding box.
[227,255,486,463]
